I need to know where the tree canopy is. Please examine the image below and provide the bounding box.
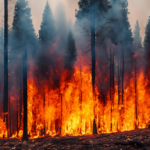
[39,1,56,45]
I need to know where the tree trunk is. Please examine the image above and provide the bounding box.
[118,49,120,131]
[135,57,138,129]
[4,0,8,137]
[43,90,45,135]
[122,49,124,105]
[121,48,124,130]
[22,45,28,141]
[61,94,63,135]
[80,66,82,134]
[91,0,97,135]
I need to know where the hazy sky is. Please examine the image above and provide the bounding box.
[0,0,150,42]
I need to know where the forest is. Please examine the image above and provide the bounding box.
[0,0,150,141]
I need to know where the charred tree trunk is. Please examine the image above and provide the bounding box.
[135,57,138,129]
[118,56,120,106]
[102,74,105,132]
[118,50,120,131]
[80,66,82,134]
[43,91,45,135]
[8,97,11,137]
[91,0,97,135]
[122,49,124,105]
[110,47,112,131]
[110,47,115,132]
[22,45,28,141]
[20,76,22,129]
[17,99,19,137]
[121,48,124,129]
[61,94,62,135]
[4,0,8,137]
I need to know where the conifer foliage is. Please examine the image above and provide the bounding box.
[11,0,37,54]
[134,20,142,48]
[144,17,150,80]
[144,17,150,54]
[39,1,56,45]
[65,31,77,70]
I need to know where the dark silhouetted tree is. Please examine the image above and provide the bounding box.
[65,31,77,70]
[144,16,150,84]
[134,20,142,49]
[39,1,56,45]
[76,0,111,134]
[11,0,37,141]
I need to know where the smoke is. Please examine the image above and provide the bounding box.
[0,0,148,135]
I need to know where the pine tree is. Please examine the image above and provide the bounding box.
[39,1,56,45]
[11,0,37,57]
[65,31,77,70]
[144,17,150,55]
[76,0,110,135]
[0,27,3,75]
[76,0,111,91]
[144,16,150,84]
[11,0,37,141]
[134,20,142,48]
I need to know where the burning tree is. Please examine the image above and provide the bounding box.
[76,0,111,134]
[10,0,37,140]
[144,17,150,85]
[1,0,150,140]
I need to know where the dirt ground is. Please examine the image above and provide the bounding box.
[0,128,150,150]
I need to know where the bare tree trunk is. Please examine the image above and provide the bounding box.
[118,50,120,131]
[43,91,45,135]
[121,48,124,129]
[118,55,120,106]
[91,0,97,135]
[4,0,8,137]
[122,49,124,105]
[80,66,82,134]
[17,99,18,137]
[61,94,62,135]
[110,46,112,132]
[8,97,11,137]
[22,45,28,141]
[20,76,22,129]
[135,57,138,129]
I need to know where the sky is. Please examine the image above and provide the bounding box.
[0,0,150,42]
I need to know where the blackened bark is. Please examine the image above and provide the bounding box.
[91,0,96,93]
[110,46,112,131]
[22,46,28,141]
[4,0,8,137]
[43,91,45,135]
[135,57,138,129]
[20,76,22,129]
[122,49,124,105]
[17,100,18,137]
[4,0,8,113]
[118,56,120,106]
[91,0,97,135]
[80,66,82,134]
[9,97,11,137]
[61,94,62,135]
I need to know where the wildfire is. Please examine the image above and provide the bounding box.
[0,49,150,139]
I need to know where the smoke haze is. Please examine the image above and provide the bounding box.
[0,0,149,41]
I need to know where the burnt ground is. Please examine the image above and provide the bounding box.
[0,129,150,150]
